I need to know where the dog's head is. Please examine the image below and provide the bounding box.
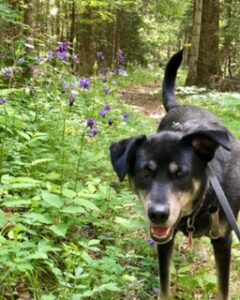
[110,128,230,243]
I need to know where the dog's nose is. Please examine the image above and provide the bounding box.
[148,205,170,224]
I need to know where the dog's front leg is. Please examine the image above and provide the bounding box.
[211,234,232,300]
[157,239,174,299]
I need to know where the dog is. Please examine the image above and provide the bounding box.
[110,50,240,300]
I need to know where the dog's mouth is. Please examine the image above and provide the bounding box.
[150,225,174,244]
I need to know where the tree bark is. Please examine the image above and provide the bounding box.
[196,0,220,86]
[186,0,203,85]
[23,0,33,32]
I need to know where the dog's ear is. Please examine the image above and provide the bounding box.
[110,135,146,181]
[181,130,231,161]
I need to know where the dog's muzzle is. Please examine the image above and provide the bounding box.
[148,204,177,244]
[150,225,174,244]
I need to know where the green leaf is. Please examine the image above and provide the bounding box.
[37,239,61,253]
[42,191,64,208]
[16,263,34,272]
[1,175,40,184]
[41,296,56,300]
[31,158,54,166]
[23,212,53,224]
[76,198,99,211]
[114,217,136,229]
[27,251,48,260]
[71,294,82,300]
[75,266,84,279]
[62,188,76,199]
[80,290,94,298]
[17,130,31,140]
[0,209,7,227]
[94,282,120,292]
[88,239,100,246]
[203,273,217,284]
[2,198,31,207]
[50,223,69,237]
[122,274,137,282]
[60,206,86,214]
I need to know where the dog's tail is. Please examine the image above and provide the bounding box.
[162,49,183,112]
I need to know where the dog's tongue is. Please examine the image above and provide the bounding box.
[152,226,169,237]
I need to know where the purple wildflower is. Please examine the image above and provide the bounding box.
[108,119,114,126]
[104,105,110,112]
[117,68,128,76]
[56,42,70,61]
[0,97,7,105]
[79,78,91,90]
[104,88,110,95]
[69,90,78,107]
[99,67,107,75]
[56,42,70,53]
[4,70,12,78]
[57,51,68,61]
[99,105,110,118]
[62,82,68,93]
[123,113,129,120]
[147,239,157,247]
[90,128,99,137]
[117,49,126,63]
[87,118,96,129]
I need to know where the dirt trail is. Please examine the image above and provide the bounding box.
[120,82,165,119]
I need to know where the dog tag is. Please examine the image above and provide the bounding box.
[188,231,193,248]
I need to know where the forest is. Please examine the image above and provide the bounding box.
[0,0,240,299]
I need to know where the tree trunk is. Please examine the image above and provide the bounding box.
[186,0,203,85]
[196,0,220,86]
[222,0,233,76]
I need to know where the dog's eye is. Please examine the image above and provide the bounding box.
[141,169,150,177]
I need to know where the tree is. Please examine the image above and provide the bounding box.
[186,0,220,87]
[185,0,203,85]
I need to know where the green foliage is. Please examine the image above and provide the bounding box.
[0,0,20,23]
[0,42,159,299]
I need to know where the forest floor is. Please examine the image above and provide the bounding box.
[120,82,165,119]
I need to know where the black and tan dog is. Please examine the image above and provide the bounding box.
[110,50,240,299]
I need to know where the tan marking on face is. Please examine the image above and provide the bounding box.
[176,180,201,215]
[165,193,181,227]
[169,162,178,174]
[149,160,157,171]
[134,180,201,227]
[165,179,201,225]
[137,190,151,220]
